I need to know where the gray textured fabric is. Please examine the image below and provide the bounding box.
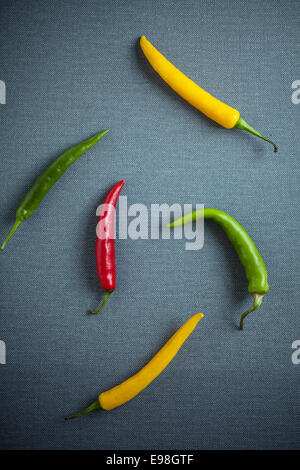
[0,0,299,450]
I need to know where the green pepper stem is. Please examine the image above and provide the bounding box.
[89,290,113,314]
[65,399,100,420]
[0,219,22,251]
[235,117,278,152]
[240,293,264,330]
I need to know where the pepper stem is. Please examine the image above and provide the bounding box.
[235,117,278,152]
[89,290,113,314]
[0,219,22,251]
[65,399,100,420]
[240,293,264,330]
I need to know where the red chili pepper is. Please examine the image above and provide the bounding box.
[90,180,125,314]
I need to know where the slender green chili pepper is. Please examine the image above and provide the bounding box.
[0,130,108,251]
[168,209,269,329]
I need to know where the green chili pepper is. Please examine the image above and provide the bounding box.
[168,208,269,329]
[0,130,108,251]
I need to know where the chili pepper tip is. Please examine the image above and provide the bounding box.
[89,290,113,314]
[0,219,22,251]
[65,400,100,420]
[236,117,278,153]
[239,293,264,330]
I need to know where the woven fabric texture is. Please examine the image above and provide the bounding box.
[0,0,299,450]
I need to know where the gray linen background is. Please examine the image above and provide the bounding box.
[0,0,299,450]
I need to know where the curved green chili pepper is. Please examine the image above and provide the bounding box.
[168,208,269,329]
[1,130,108,250]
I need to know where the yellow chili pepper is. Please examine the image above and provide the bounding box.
[65,313,204,419]
[140,35,277,152]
